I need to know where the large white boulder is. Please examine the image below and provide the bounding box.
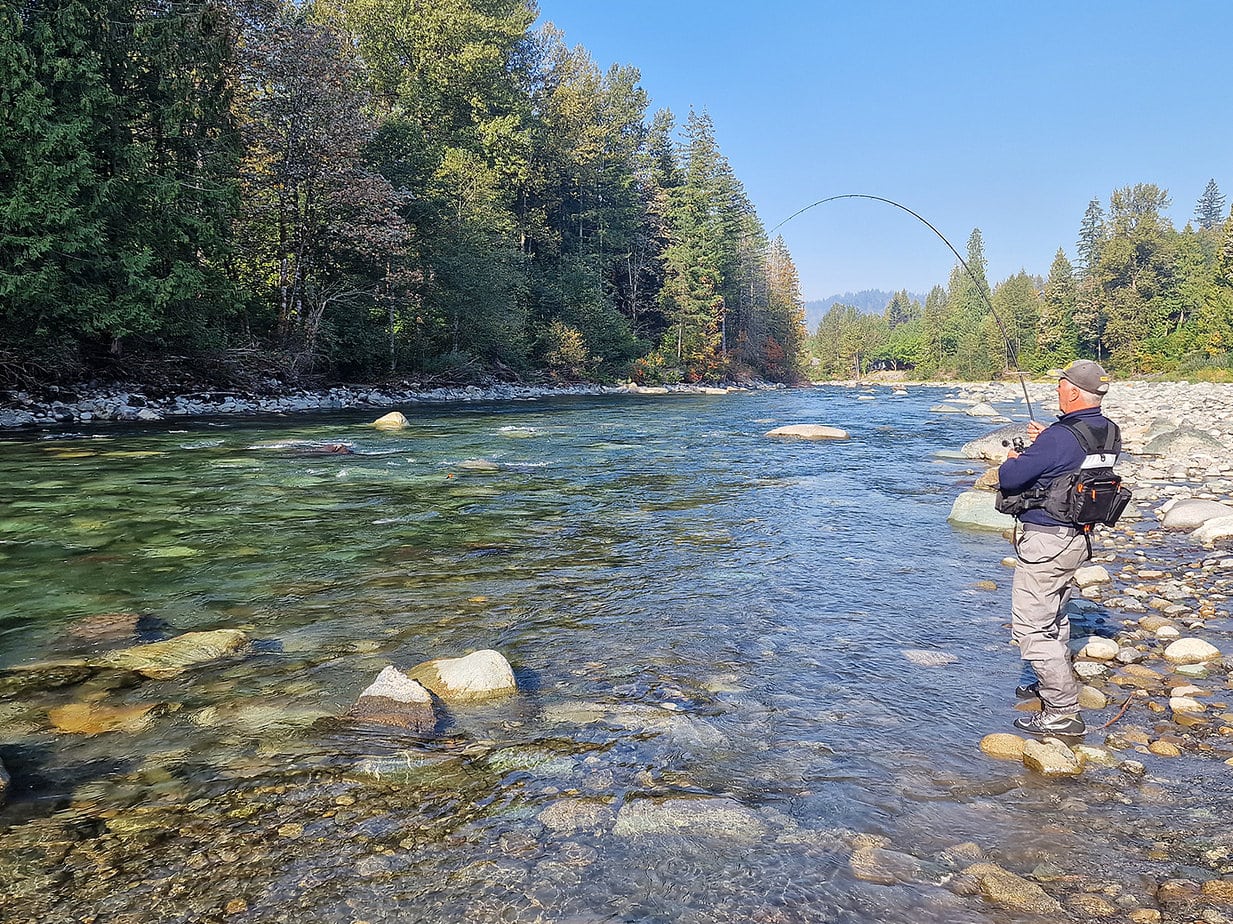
[1162,498,1233,530]
[1193,516,1233,547]
[1163,638,1221,664]
[407,649,517,702]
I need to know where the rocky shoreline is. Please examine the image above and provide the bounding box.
[0,379,786,429]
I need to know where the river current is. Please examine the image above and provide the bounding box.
[0,387,1222,922]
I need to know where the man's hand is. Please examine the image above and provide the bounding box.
[1026,420,1046,440]
[1006,448,1020,459]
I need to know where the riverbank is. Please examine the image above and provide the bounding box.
[0,379,790,430]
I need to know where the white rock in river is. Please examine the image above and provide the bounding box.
[1163,638,1221,664]
[371,411,408,430]
[966,403,999,418]
[407,649,516,701]
[1074,565,1111,587]
[1161,498,1233,530]
[1193,515,1233,546]
[1079,637,1119,660]
[947,491,1014,532]
[764,424,849,440]
[1169,696,1206,714]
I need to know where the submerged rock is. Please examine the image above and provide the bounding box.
[849,845,926,885]
[0,660,95,697]
[613,796,767,843]
[48,702,157,735]
[903,649,959,667]
[95,629,248,679]
[764,424,849,440]
[407,649,516,702]
[960,862,1062,914]
[537,798,615,833]
[947,490,1014,532]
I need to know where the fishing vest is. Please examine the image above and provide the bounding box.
[995,419,1132,529]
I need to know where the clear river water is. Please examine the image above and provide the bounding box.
[0,387,1225,922]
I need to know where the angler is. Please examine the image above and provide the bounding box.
[994,360,1131,737]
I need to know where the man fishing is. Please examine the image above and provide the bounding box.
[996,360,1122,737]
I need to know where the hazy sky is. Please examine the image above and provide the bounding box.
[533,1,1232,300]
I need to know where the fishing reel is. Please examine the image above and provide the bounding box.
[1001,437,1026,453]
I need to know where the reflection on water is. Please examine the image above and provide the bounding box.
[0,389,1219,921]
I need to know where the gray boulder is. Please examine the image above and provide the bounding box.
[1142,426,1226,458]
[1162,498,1233,530]
[948,491,1014,532]
[961,424,1029,462]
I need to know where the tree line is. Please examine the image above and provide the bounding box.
[811,181,1233,381]
[0,0,806,387]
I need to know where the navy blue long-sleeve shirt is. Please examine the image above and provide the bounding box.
[997,406,1118,527]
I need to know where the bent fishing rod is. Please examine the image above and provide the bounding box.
[768,193,1036,421]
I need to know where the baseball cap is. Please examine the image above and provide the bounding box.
[1059,359,1111,395]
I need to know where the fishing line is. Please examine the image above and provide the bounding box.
[769,193,1035,420]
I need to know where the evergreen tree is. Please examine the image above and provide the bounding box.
[1038,248,1078,368]
[1076,197,1105,277]
[919,284,946,375]
[1195,179,1226,231]
[1096,184,1177,371]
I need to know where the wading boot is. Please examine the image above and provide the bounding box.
[1014,681,1041,700]
[1013,711,1086,737]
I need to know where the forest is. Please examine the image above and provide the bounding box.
[811,182,1233,381]
[0,0,806,388]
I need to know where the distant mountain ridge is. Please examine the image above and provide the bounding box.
[803,289,927,333]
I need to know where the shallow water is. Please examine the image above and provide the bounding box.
[0,388,1225,922]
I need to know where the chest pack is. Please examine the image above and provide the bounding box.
[996,419,1133,530]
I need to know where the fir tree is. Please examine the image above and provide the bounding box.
[1195,179,1226,231]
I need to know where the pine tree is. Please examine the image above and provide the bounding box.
[1195,179,1226,231]
[1076,197,1105,277]
[1038,249,1078,368]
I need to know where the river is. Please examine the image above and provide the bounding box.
[0,387,1224,922]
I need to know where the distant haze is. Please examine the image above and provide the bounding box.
[803,290,926,334]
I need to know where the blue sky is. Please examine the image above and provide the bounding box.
[533,1,1233,300]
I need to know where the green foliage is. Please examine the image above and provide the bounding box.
[0,0,805,385]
